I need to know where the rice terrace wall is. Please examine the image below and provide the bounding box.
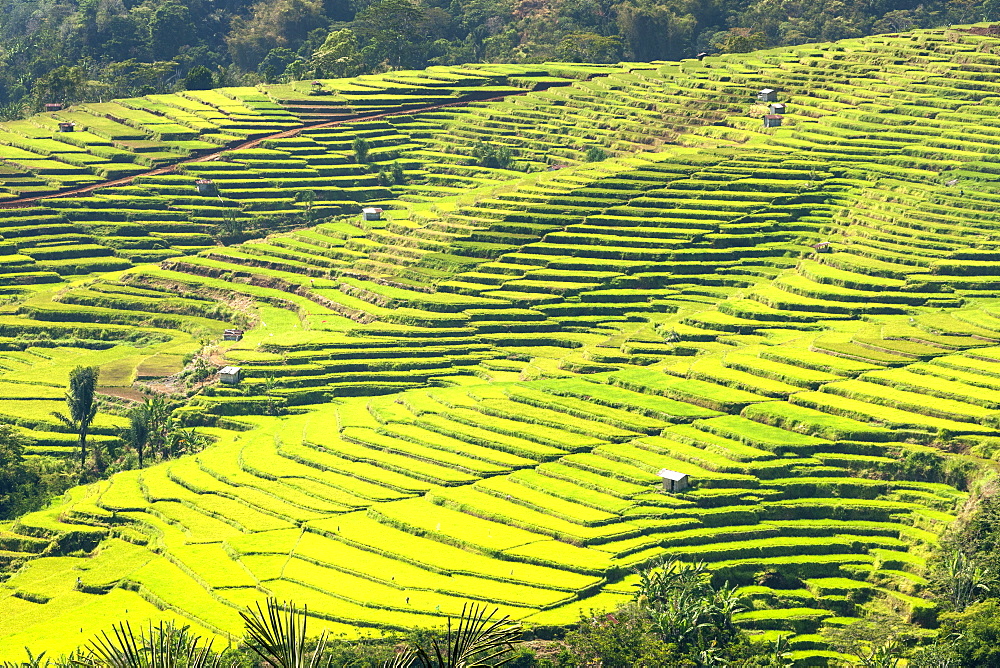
[7,24,1000,664]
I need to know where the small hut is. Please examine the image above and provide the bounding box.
[362,207,383,221]
[769,102,786,115]
[657,469,689,493]
[757,88,778,103]
[219,366,242,384]
[45,103,63,112]
[57,122,75,132]
[696,52,709,61]
[763,114,783,128]
[196,179,216,195]
[812,241,833,253]
[223,329,244,341]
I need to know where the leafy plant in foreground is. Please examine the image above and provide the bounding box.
[384,602,522,668]
[240,598,329,668]
[636,556,745,655]
[73,621,231,668]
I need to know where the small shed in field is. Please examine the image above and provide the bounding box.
[57,122,75,132]
[758,88,778,103]
[223,329,244,341]
[696,52,709,60]
[658,469,689,493]
[812,241,833,253]
[769,102,786,114]
[362,207,383,221]
[219,366,242,384]
[45,103,63,111]
[763,114,783,128]
[196,179,215,195]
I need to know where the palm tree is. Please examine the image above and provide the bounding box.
[240,598,329,668]
[141,395,169,458]
[52,366,99,472]
[385,603,522,668]
[73,620,230,668]
[121,404,150,468]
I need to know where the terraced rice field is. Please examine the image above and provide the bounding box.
[8,24,1000,664]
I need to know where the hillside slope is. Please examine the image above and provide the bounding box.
[5,25,1000,664]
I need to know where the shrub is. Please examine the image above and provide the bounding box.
[352,137,370,164]
[472,141,514,169]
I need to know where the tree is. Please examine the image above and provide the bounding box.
[715,27,768,54]
[353,0,427,69]
[472,141,513,169]
[585,146,608,162]
[936,599,1000,668]
[635,556,745,655]
[142,394,171,459]
[310,29,362,78]
[149,2,195,60]
[565,556,782,666]
[226,0,325,71]
[31,65,88,110]
[164,422,206,459]
[52,366,100,473]
[353,137,371,164]
[184,65,215,90]
[615,0,697,61]
[258,47,299,83]
[0,425,39,520]
[218,209,246,244]
[121,404,150,468]
[391,162,405,185]
[556,32,622,63]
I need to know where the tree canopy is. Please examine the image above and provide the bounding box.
[1,0,996,118]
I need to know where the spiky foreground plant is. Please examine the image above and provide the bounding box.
[240,598,329,668]
[74,621,230,668]
[385,603,522,668]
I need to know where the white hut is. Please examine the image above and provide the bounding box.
[219,366,242,384]
[362,207,384,221]
[757,88,778,103]
[658,469,689,493]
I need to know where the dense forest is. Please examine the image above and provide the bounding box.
[0,0,996,119]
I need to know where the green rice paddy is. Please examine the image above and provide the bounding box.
[6,25,1000,665]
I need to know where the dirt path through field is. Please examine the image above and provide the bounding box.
[0,85,569,210]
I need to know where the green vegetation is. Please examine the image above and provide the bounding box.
[1,0,987,125]
[51,366,98,472]
[10,22,1000,667]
